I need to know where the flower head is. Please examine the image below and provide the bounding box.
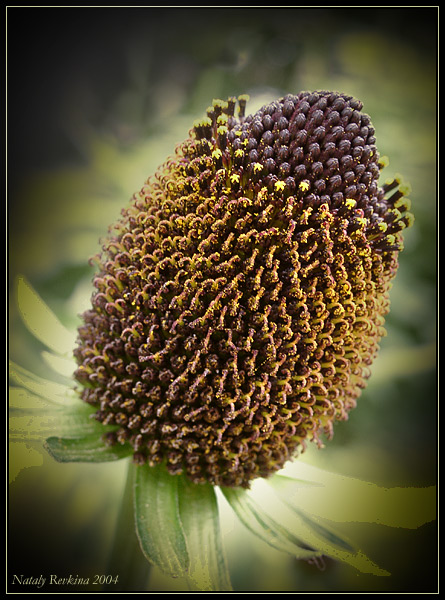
[11,91,436,593]
[73,92,413,488]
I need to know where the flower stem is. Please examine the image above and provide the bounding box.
[102,460,151,591]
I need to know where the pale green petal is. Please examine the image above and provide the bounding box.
[250,479,389,576]
[41,350,77,378]
[133,463,189,579]
[9,386,54,411]
[10,411,69,441]
[273,462,436,529]
[45,434,132,462]
[16,276,77,355]
[9,387,108,440]
[178,476,232,591]
[9,360,78,406]
[17,277,76,355]
[221,486,321,560]
[287,508,390,576]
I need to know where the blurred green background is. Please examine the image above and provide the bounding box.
[8,6,436,593]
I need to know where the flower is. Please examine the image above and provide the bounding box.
[9,92,434,592]
[73,92,413,488]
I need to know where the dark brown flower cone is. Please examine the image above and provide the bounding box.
[74,92,413,487]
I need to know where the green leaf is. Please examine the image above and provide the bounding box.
[133,463,189,579]
[273,462,436,529]
[16,275,76,355]
[9,360,77,406]
[45,434,132,462]
[178,476,232,591]
[221,486,321,560]
[105,465,153,591]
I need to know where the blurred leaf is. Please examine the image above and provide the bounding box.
[9,387,110,441]
[9,441,43,482]
[285,507,390,576]
[133,463,189,579]
[41,350,77,379]
[16,276,76,355]
[10,412,63,442]
[222,486,321,560]
[251,479,389,576]
[9,386,55,411]
[273,462,436,529]
[178,476,232,591]
[45,434,132,462]
[9,361,77,407]
[291,510,356,553]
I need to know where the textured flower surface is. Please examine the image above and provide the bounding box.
[73,92,413,488]
[9,92,435,593]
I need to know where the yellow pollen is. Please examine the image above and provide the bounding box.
[258,186,269,200]
[230,173,240,184]
[275,181,286,192]
[345,198,356,208]
[299,181,310,192]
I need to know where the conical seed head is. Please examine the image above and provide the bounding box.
[74,92,413,488]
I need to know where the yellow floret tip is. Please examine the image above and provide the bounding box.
[275,181,286,192]
[345,198,356,209]
[213,99,228,109]
[194,117,212,128]
[395,196,412,211]
[399,182,412,196]
[299,181,310,192]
